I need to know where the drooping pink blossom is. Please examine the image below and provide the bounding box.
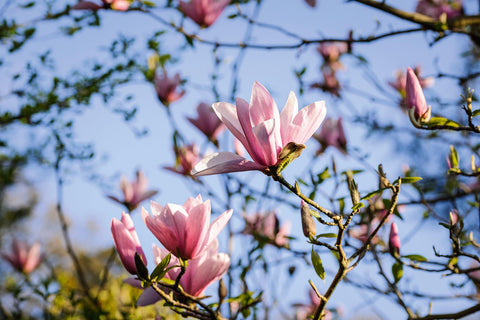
[164,144,201,177]
[406,67,431,122]
[108,170,158,212]
[187,103,225,144]
[154,72,185,107]
[314,117,347,154]
[135,240,230,305]
[416,0,463,19]
[389,222,401,257]
[311,70,341,97]
[242,211,291,248]
[141,195,232,260]
[179,0,230,28]
[192,81,326,176]
[1,239,41,274]
[111,212,147,275]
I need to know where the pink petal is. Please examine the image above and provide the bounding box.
[251,119,280,166]
[285,101,326,144]
[183,200,211,259]
[206,209,233,246]
[279,91,299,143]
[185,253,230,296]
[141,207,177,255]
[137,287,162,306]
[192,152,265,176]
[249,82,278,126]
[212,101,251,155]
[236,97,268,165]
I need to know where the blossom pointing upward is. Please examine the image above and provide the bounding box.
[192,81,326,176]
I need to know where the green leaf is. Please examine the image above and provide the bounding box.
[438,222,450,229]
[351,202,365,211]
[426,117,461,127]
[392,176,422,185]
[311,248,325,280]
[392,262,403,283]
[449,145,459,169]
[134,252,149,281]
[316,233,337,238]
[472,109,480,117]
[361,188,387,200]
[150,253,171,280]
[401,254,428,262]
[142,0,156,6]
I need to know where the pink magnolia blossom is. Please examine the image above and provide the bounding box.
[242,211,291,248]
[164,144,201,177]
[192,81,326,176]
[406,67,431,123]
[1,239,41,274]
[179,0,230,28]
[389,66,434,112]
[108,170,158,212]
[416,0,463,19]
[135,240,230,305]
[187,103,225,144]
[111,212,147,275]
[314,117,347,154]
[389,223,401,257]
[154,72,185,107]
[142,195,232,260]
[311,70,341,97]
[317,42,348,71]
[72,0,130,11]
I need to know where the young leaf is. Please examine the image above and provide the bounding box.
[392,262,403,283]
[150,253,171,280]
[311,248,325,280]
[401,254,428,262]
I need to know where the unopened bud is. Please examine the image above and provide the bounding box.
[218,279,227,303]
[275,142,306,174]
[301,200,317,238]
[346,171,359,207]
[389,223,401,258]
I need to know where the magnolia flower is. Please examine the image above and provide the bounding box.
[416,0,463,19]
[242,211,291,248]
[406,67,431,123]
[135,240,230,305]
[311,70,341,97]
[108,170,158,212]
[72,0,130,11]
[389,223,401,257]
[111,212,147,275]
[317,42,348,71]
[389,67,434,112]
[154,72,185,107]
[142,195,232,260]
[1,239,41,274]
[314,117,347,154]
[187,102,225,144]
[192,82,326,176]
[164,144,201,177]
[179,0,230,28]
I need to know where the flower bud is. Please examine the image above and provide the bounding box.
[301,200,317,238]
[406,67,431,124]
[389,223,401,258]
